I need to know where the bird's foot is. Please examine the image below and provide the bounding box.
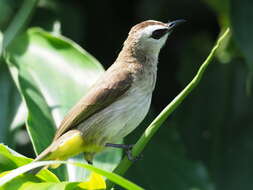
[105,143,142,162]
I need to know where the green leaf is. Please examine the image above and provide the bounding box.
[0,62,21,145]
[6,27,104,155]
[0,153,144,190]
[10,101,27,131]
[1,0,38,54]
[0,145,140,189]
[5,27,121,180]
[0,161,144,190]
[0,176,79,190]
[0,144,59,182]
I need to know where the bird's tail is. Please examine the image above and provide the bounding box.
[29,129,87,174]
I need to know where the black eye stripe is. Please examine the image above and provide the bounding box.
[151,28,168,39]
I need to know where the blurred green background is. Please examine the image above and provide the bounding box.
[1,0,253,189]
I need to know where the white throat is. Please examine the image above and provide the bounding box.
[137,25,169,57]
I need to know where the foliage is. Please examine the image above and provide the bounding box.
[0,0,252,190]
[0,144,142,190]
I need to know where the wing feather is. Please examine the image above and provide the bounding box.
[53,67,133,140]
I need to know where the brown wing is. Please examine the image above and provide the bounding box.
[53,67,133,140]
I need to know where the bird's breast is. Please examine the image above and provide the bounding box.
[78,62,157,151]
[99,85,152,143]
[131,59,158,93]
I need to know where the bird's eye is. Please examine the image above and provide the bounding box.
[151,28,168,40]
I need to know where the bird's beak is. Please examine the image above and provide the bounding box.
[167,19,186,30]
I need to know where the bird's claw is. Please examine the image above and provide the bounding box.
[105,143,143,162]
[125,146,143,162]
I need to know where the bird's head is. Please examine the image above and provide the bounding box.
[124,20,185,57]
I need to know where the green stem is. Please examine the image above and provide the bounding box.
[1,0,38,55]
[107,28,230,189]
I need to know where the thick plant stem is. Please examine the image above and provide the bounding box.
[107,28,230,189]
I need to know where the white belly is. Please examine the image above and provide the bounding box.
[77,87,152,146]
[77,61,157,149]
[108,88,152,141]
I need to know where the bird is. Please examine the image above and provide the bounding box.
[33,19,185,171]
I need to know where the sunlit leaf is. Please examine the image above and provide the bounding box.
[0,180,80,190]
[0,156,143,190]
[0,144,59,182]
[6,27,104,154]
[10,101,27,130]
[5,27,122,180]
